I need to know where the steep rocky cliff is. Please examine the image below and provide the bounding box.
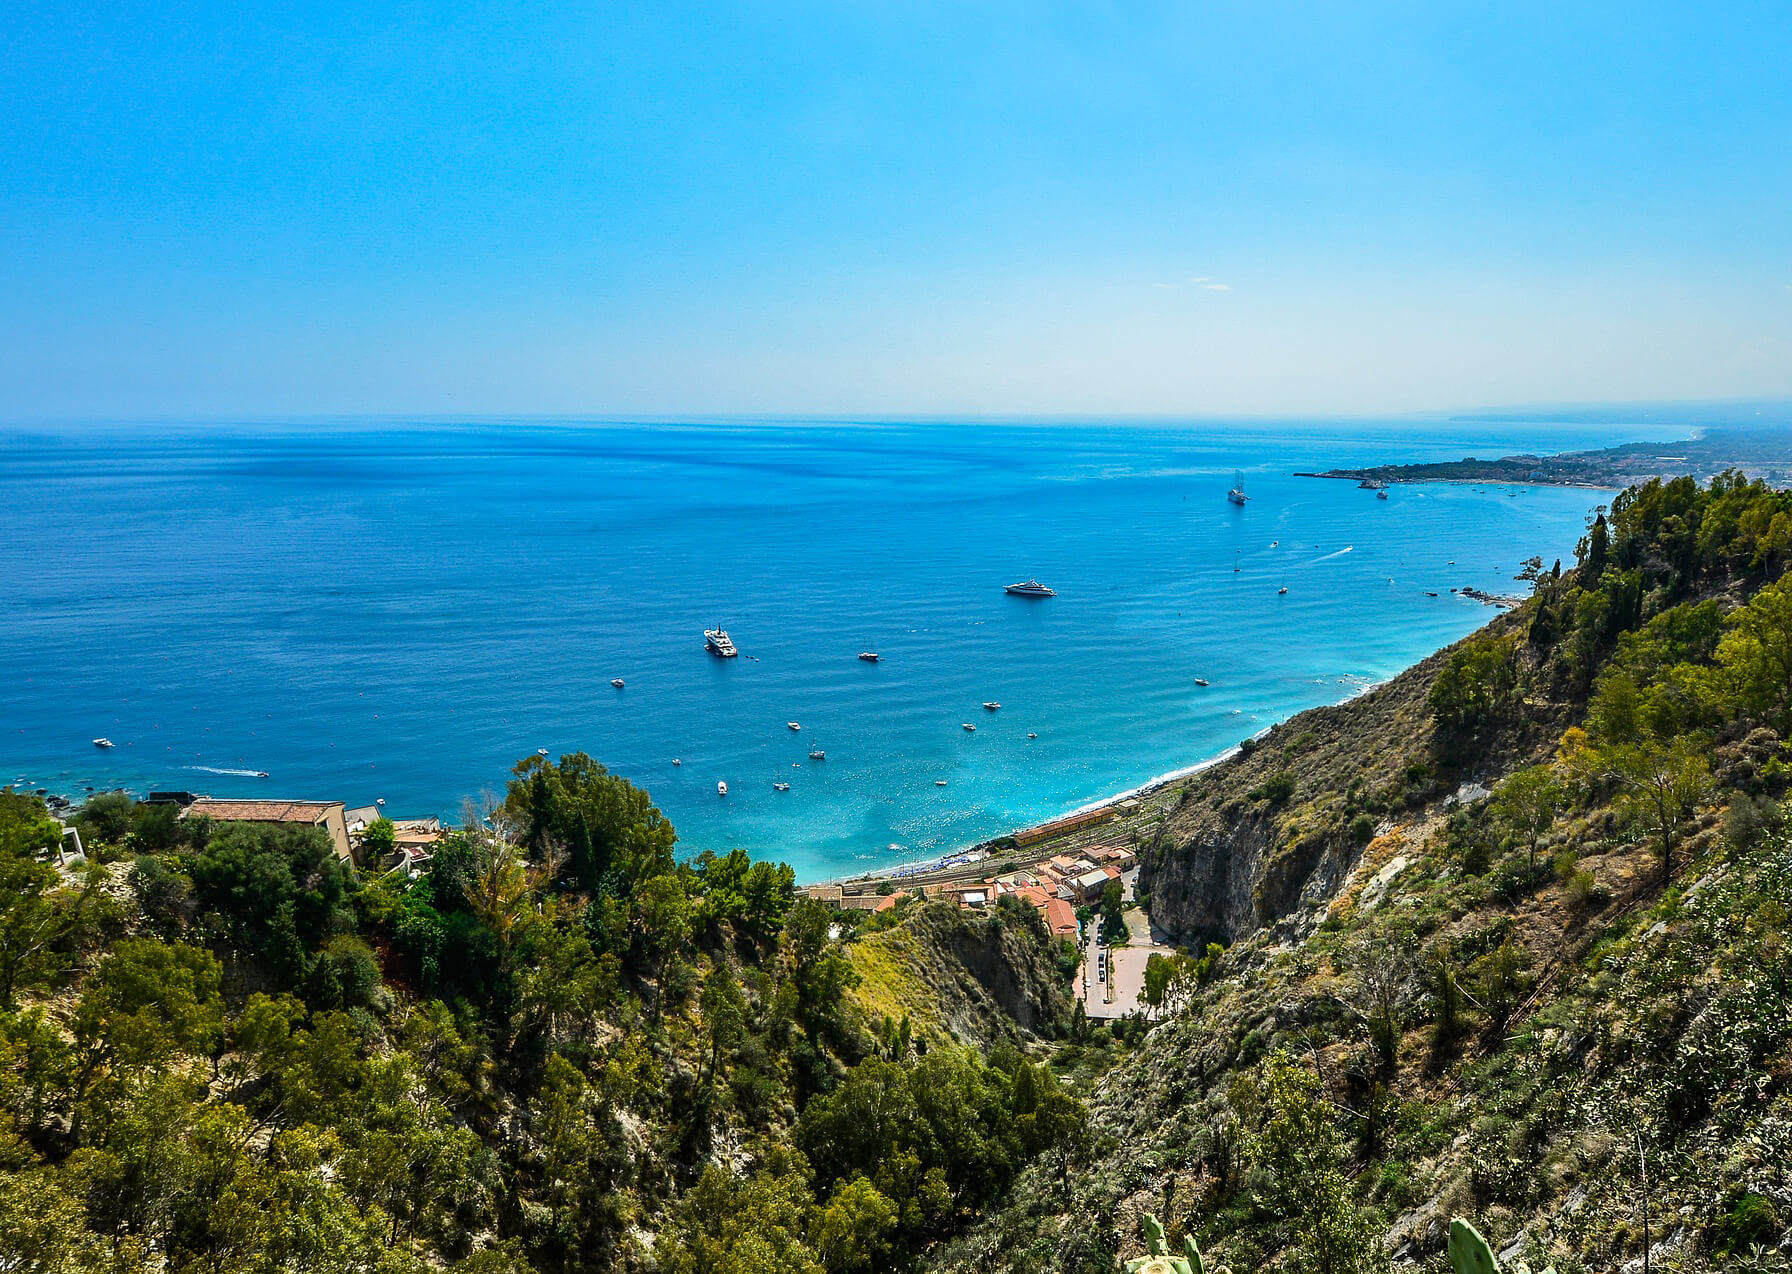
[847,900,1073,1046]
[1141,606,1563,945]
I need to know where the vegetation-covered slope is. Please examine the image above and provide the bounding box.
[0,757,1080,1271]
[937,472,1792,1273]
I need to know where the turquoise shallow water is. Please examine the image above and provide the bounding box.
[0,418,1675,880]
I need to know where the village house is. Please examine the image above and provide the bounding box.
[181,798,354,865]
[1066,866,1114,904]
[1087,843,1138,871]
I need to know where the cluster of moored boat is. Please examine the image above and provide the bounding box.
[614,586,1065,798]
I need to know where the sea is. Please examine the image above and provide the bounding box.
[0,417,1681,881]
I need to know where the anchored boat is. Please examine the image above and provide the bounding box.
[704,628,738,657]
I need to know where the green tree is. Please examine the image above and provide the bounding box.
[503,752,677,892]
[1229,1052,1389,1274]
[1596,741,1714,887]
[74,790,135,846]
[810,1176,898,1274]
[1718,573,1792,731]
[1490,764,1563,872]
[189,820,349,966]
[700,964,747,1091]
[361,816,398,862]
[0,831,69,1008]
[1098,878,1127,945]
[656,1148,822,1274]
[1428,635,1518,744]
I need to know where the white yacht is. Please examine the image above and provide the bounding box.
[611,678,625,688]
[705,628,738,657]
[1004,579,1056,597]
[92,737,114,749]
[787,722,801,731]
[1227,471,1249,505]
[809,749,826,760]
[717,780,728,796]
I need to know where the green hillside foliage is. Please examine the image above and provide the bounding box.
[0,753,1082,1271]
[934,473,1792,1273]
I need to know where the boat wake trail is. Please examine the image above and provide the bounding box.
[185,765,269,778]
[1313,545,1355,562]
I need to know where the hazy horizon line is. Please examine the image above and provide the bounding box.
[5,395,1792,433]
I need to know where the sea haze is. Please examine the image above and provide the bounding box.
[0,418,1679,880]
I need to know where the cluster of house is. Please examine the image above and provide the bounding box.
[806,842,1139,942]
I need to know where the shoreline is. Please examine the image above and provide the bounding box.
[809,676,1404,889]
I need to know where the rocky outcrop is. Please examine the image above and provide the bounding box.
[848,901,1071,1046]
[1140,610,1544,945]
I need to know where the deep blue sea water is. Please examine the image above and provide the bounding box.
[0,418,1680,880]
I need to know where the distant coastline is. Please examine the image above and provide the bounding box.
[1295,423,1792,491]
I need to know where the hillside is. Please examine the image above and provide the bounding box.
[933,471,1792,1273]
[0,761,1080,1271]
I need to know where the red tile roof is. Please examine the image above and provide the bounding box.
[184,799,339,823]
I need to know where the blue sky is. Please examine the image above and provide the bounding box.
[3,1,1790,419]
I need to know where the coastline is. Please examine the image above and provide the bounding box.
[810,583,1540,892]
[810,676,1399,890]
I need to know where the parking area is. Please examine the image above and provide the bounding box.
[1077,905,1176,1020]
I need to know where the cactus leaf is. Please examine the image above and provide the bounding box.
[1143,1214,1169,1255]
[1184,1235,1206,1274]
[1448,1219,1500,1274]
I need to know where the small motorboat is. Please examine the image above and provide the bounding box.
[1027,732,1037,739]
[376,798,386,806]
[809,749,826,760]
[253,770,269,778]
[982,701,1000,711]
[787,722,801,731]
[1277,586,1288,595]
[962,722,976,732]
[1194,678,1210,687]
[537,747,549,756]
[1377,489,1389,500]
[773,782,790,792]
[673,757,682,766]
[611,678,625,688]
[1426,591,1439,597]
[92,738,114,748]
[717,781,728,796]
[935,779,948,786]
[858,651,880,662]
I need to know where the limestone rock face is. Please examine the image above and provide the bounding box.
[1139,615,1556,945]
